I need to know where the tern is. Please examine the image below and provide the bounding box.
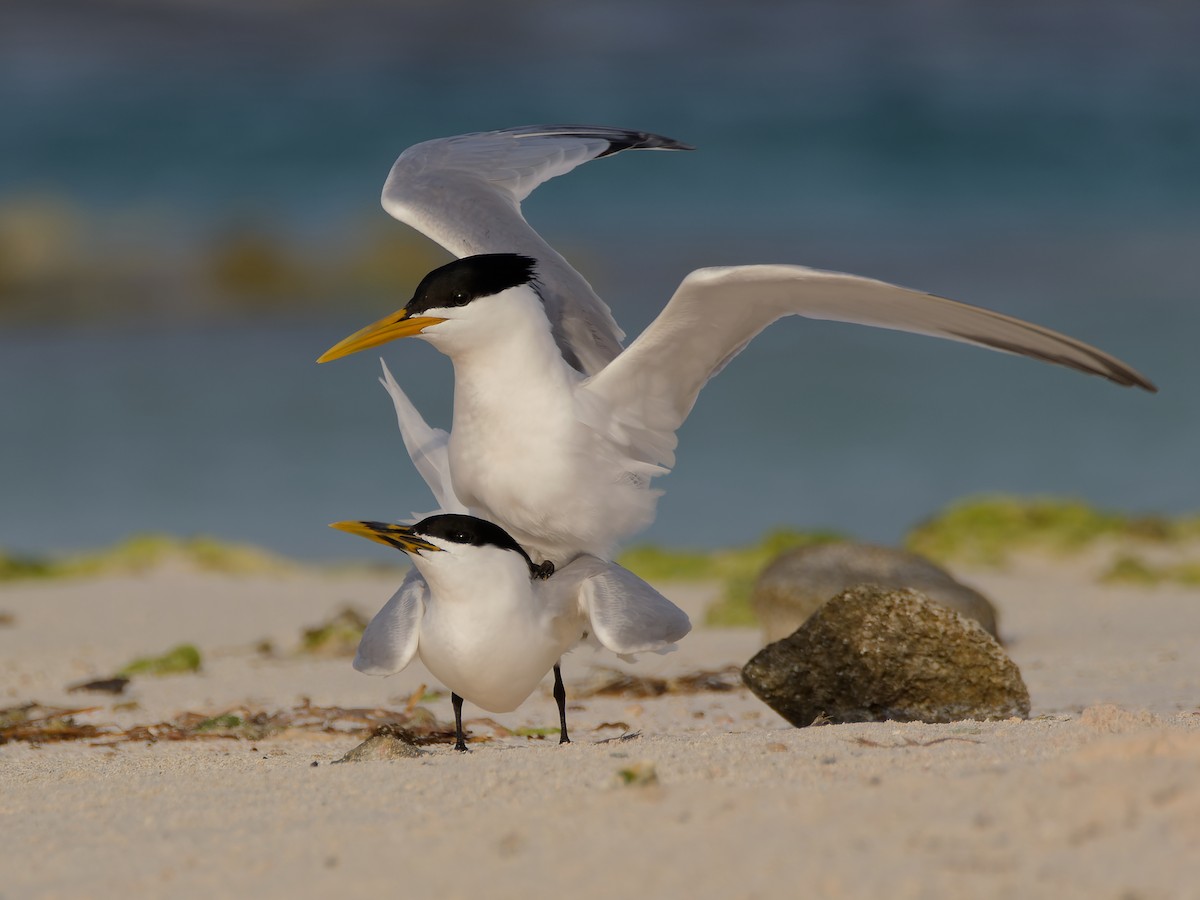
[318,125,1156,563]
[331,513,691,751]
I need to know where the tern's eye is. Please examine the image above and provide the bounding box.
[451,531,468,543]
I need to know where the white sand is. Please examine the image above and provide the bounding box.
[2,557,1199,899]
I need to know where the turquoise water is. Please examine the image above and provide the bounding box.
[1,1,1196,558]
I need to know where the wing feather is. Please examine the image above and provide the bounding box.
[558,556,692,657]
[381,125,691,374]
[580,264,1156,468]
[353,567,427,676]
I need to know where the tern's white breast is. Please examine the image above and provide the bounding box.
[440,290,658,561]
[413,550,584,712]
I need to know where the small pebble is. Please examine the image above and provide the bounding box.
[335,727,422,763]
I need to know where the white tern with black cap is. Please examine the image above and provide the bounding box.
[319,125,1156,566]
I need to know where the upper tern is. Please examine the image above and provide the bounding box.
[319,125,1156,563]
[331,513,691,750]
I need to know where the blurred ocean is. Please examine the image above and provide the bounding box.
[0,0,1196,559]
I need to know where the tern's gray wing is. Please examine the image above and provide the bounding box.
[353,567,427,675]
[580,264,1157,468]
[382,125,692,375]
[379,359,468,516]
[556,556,691,657]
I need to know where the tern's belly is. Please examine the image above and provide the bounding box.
[448,363,662,558]
[416,607,574,713]
[449,434,656,560]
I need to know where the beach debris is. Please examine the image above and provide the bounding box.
[0,699,456,747]
[299,607,369,657]
[118,643,202,677]
[751,541,998,642]
[196,714,245,731]
[67,676,130,695]
[742,585,1030,727]
[0,703,105,743]
[573,666,743,699]
[334,724,423,762]
[615,760,659,787]
[848,735,984,749]
[597,730,641,743]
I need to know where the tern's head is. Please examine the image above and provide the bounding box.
[330,513,547,586]
[317,254,540,363]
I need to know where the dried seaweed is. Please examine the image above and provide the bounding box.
[573,666,744,699]
[597,730,641,743]
[0,699,458,748]
[67,677,130,695]
[848,735,985,749]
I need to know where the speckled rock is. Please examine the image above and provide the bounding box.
[750,542,998,642]
[334,725,422,762]
[742,585,1030,726]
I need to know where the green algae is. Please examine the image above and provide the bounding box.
[1102,553,1200,587]
[616,761,658,786]
[906,496,1200,568]
[0,551,60,581]
[0,533,295,583]
[513,726,560,738]
[118,644,202,677]
[299,608,369,657]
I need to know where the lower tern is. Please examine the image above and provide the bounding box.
[331,513,691,751]
[318,125,1156,563]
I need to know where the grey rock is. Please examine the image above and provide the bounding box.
[750,542,998,642]
[334,725,422,762]
[742,585,1030,726]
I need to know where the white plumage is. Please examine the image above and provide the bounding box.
[321,125,1155,566]
[332,515,690,749]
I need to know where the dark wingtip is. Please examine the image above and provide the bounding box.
[502,124,693,156]
[950,330,1159,393]
[595,130,695,157]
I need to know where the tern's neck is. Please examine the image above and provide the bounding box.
[415,550,534,612]
[446,300,579,411]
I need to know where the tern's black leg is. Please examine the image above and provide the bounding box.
[452,692,469,752]
[553,663,570,745]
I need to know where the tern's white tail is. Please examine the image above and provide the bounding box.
[379,359,467,516]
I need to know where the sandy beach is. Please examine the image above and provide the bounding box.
[2,553,1199,899]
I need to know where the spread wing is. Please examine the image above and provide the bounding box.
[353,567,428,676]
[379,359,467,516]
[555,556,691,657]
[381,124,692,375]
[580,264,1157,468]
